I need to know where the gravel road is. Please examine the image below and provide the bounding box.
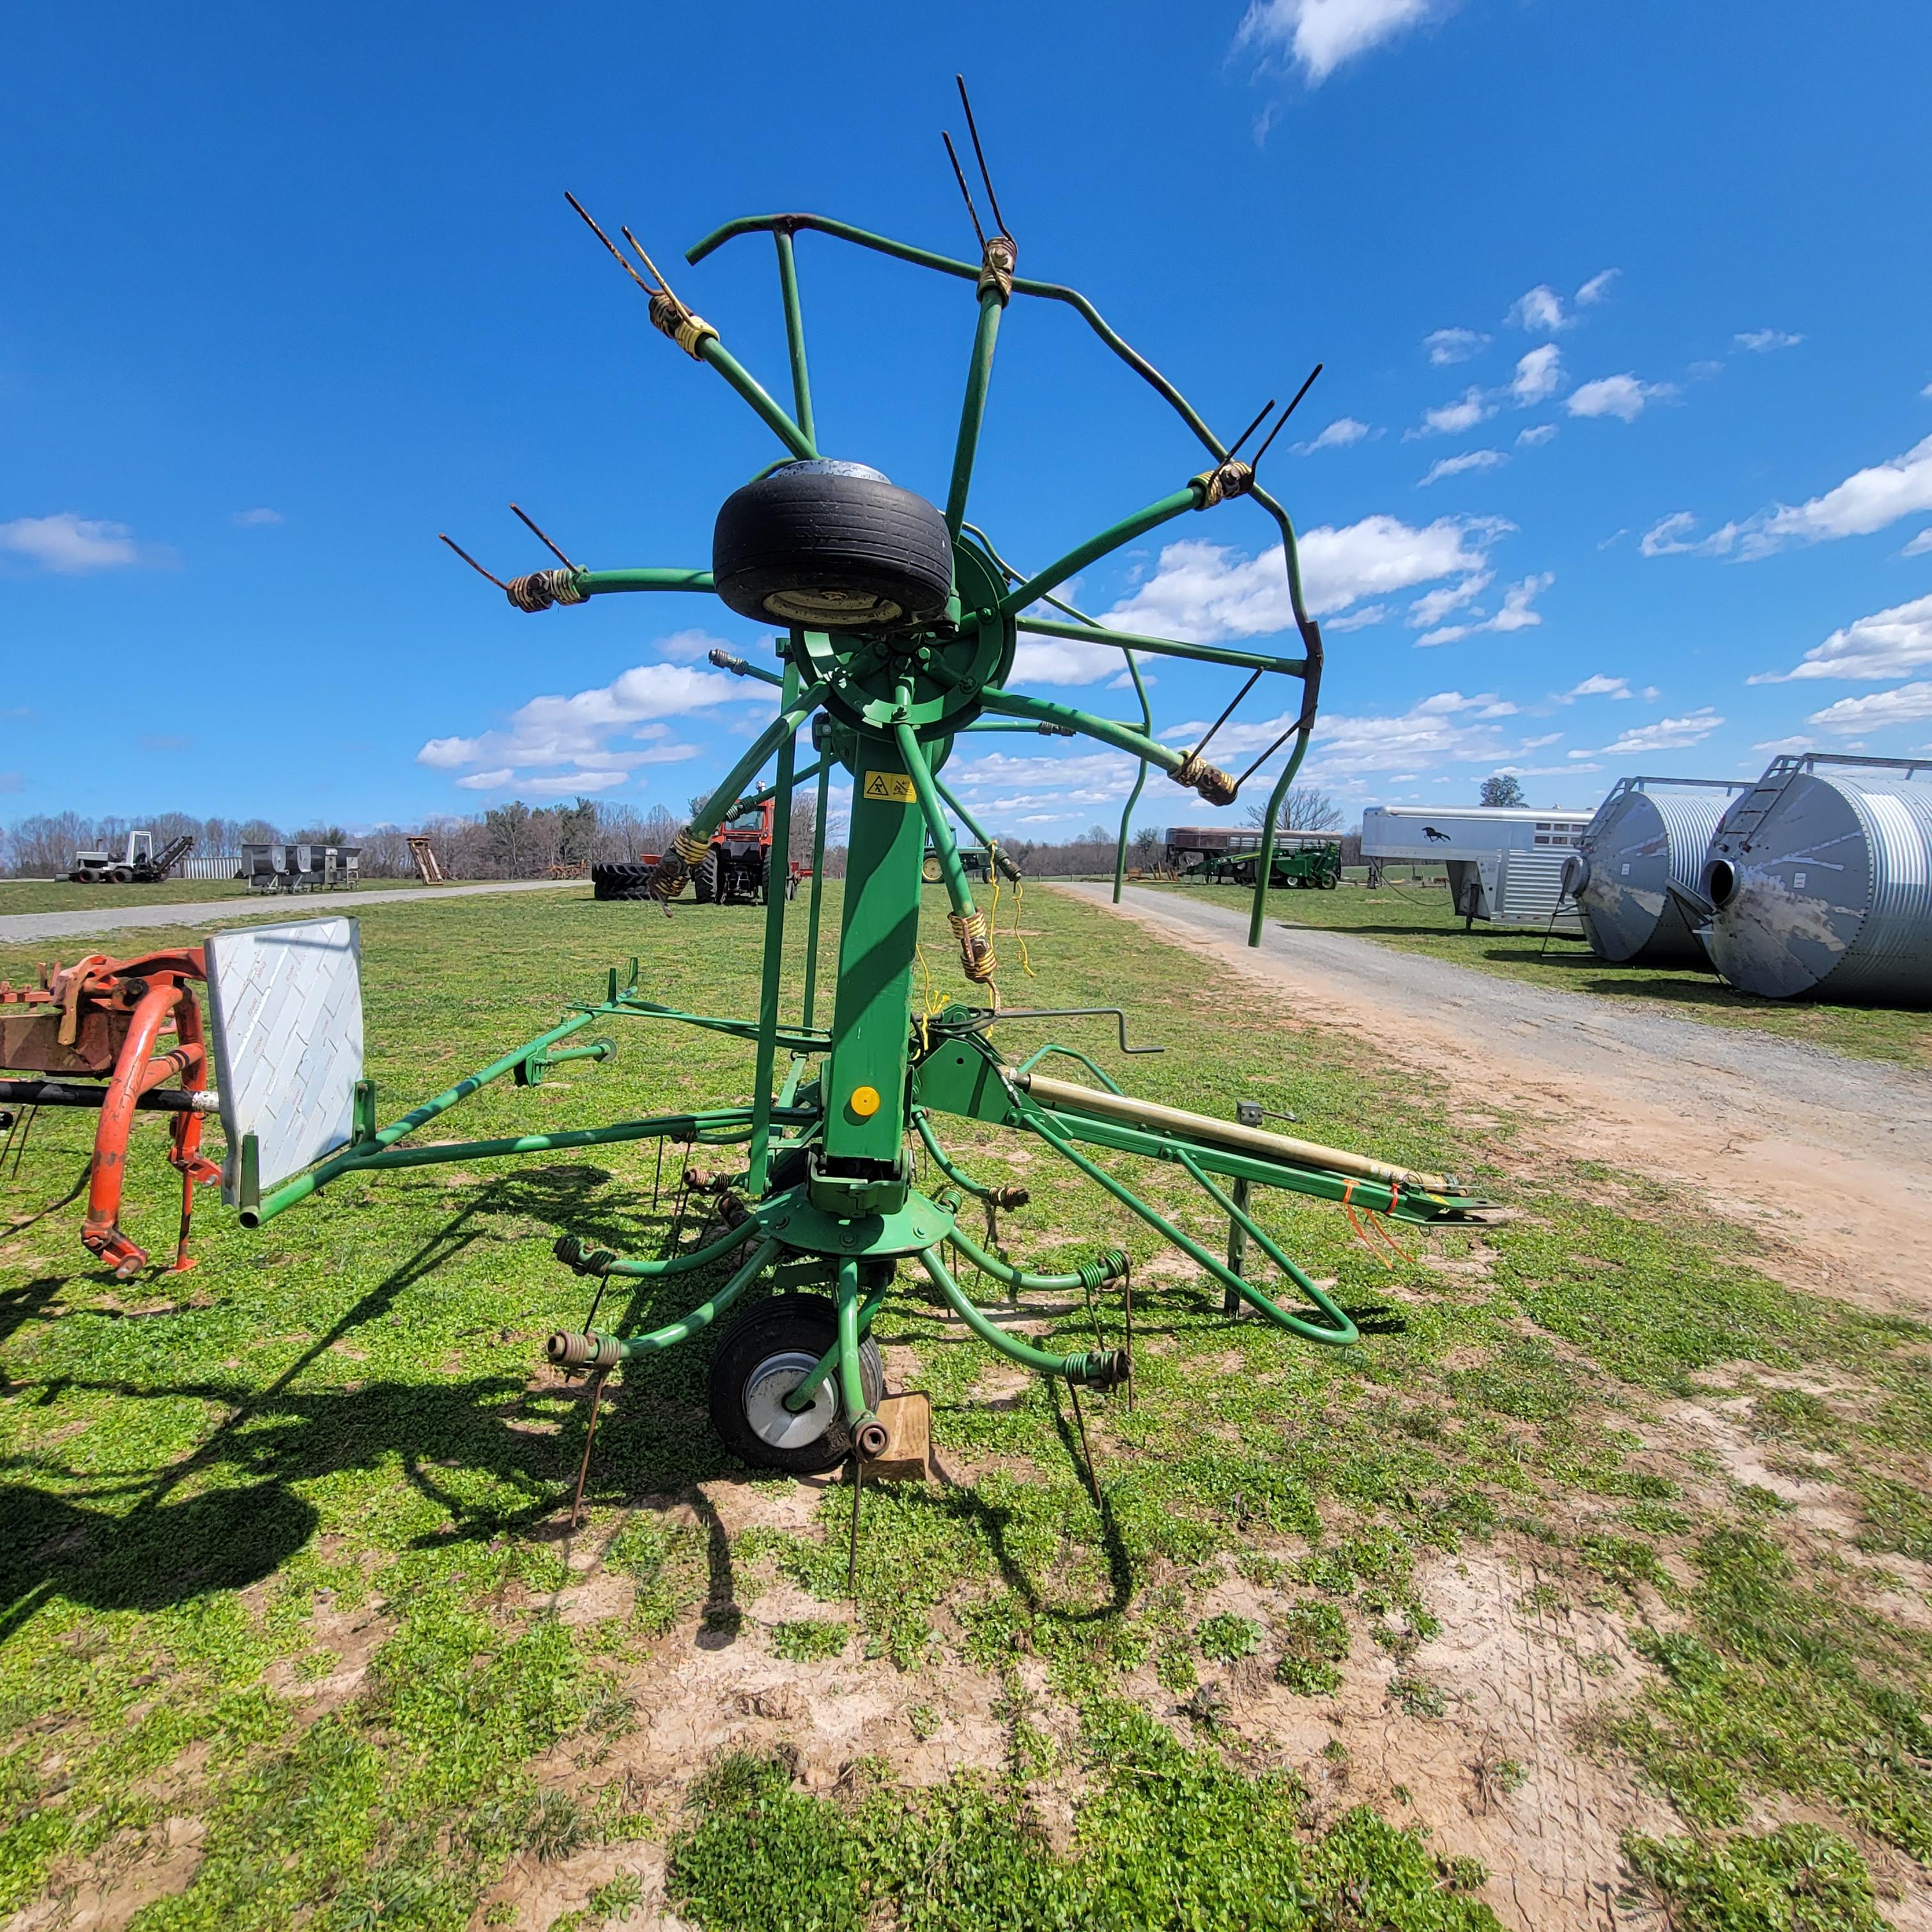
[1062,882,1932,1312]
[0,878,585,948]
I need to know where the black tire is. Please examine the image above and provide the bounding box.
[712,460,952,634]
[592,862,652,901]
[758,848,772,906]
[708,1293,885,1475]
[693,848,719,905]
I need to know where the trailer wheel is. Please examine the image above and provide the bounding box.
[712,460,953,634]
[708,1293,885,1474]
[693,849,720,905]
[921,853,943,884]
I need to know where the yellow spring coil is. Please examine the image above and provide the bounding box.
[949,908,999,991]
[986,848,1036,981]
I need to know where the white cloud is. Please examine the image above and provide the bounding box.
[1508,285,1568,333]
[1805,682,1932,735]
[1300,416,1371,452]
[1752,735,1819,756]
[1413,386,1494,437]
[1489,572,1554,631]
[1750,594,1932,684]
[1904,528,1932,557]
[417,653,767,788]
[231,507,283,528]
[1689,359,1726,381]
[1511,344,1563,405]
[1418,449,1506,487]
[944,747,1145,818]
[1010,633,1130,686]
[1517,424,1558,448]
[1567,374,1673,422]
[1575,269,1620,306]
[1734,328,1804,353]
[1326,603,1389,632]
[1424,327,1489,365]
[0,512,142,573]
[1644,433,1932,560]
[1167,689,1567,782]
[1414,571,1553,646]
[1563,673,1632,701]
[1100,514,1509,640]
[1593,709,1724,755]
[1235,0,1452,85]
[1408,573,1490,629]
[523,770,631,795]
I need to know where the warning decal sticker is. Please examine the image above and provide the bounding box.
[861,770,917,804]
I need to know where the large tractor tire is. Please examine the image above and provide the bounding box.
[712,459,952,634]
[592,862,653,901]
[693,848,721,905]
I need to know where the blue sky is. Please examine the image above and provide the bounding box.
[4,1,1929,836]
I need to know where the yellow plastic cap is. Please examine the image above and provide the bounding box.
[849,1084,882,1118]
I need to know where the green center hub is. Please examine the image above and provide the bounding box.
[756,1182,956,1259]
[790,535,1014,739]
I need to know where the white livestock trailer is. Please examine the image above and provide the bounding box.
[1360,805,1591,933]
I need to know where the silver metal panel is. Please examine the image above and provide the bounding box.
[1496,849,1584,931]
[1705,767,1932,1001]
[1576,782,1733,965]
[205,917,364,1200]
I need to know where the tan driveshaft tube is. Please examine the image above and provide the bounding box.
[1015,1072,1452,1195]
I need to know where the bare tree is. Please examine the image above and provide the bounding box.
[1244,785,1342,832]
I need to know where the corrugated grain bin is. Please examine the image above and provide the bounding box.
[1702,753,1932,1001]
[1566,777,1745,965]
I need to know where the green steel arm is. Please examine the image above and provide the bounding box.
[919,1243,1126,1386]
[997,487,1200,620]
[686,214,1229,461]
[946,291,1005,535]
[575,568,716,597]
[695,337,817,460]
[1243,484,1326,947]
[1015,1103,1356,1346]
[976,689,1188,777]
[930,770,1020,882]
[893,698,981,931]
[1015,615,1305,680]
[734,758,822,813]
[779,1278,893,1414]
[1114,644,1153,905]
[248,1105,811,1227]
[603,1238,780,1358]
[749,661,801,1190]
[801,752,832,1032]
[772,228,815,448]
[682,682,830,849]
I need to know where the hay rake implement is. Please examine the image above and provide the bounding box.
[249,80,1489,1484]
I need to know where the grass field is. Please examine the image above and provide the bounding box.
[3,884,1929,1928]
[1144,877,1932,1070]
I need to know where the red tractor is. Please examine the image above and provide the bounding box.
[592,799,805,904]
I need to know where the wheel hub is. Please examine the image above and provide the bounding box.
[744,1349,838,1448]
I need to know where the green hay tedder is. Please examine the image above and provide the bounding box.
[250,82,1488,1488]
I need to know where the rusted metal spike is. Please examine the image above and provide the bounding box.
[437,533,509,592]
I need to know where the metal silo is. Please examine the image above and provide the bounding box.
[1567,776,1747,965]
[1702,753,1932,1001]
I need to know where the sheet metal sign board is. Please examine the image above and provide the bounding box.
[206,917,364,1201]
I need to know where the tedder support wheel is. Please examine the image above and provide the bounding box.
[711,459,953,634]
[708,1292,885,1475]
[693,848,720,904]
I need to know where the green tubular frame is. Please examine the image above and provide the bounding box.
[243,186,1476,1486]
[921,1243,1123,1386]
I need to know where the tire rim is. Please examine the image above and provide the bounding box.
[744,1349,838,1449]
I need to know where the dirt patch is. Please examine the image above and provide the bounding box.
[1072,886,1932,1320]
